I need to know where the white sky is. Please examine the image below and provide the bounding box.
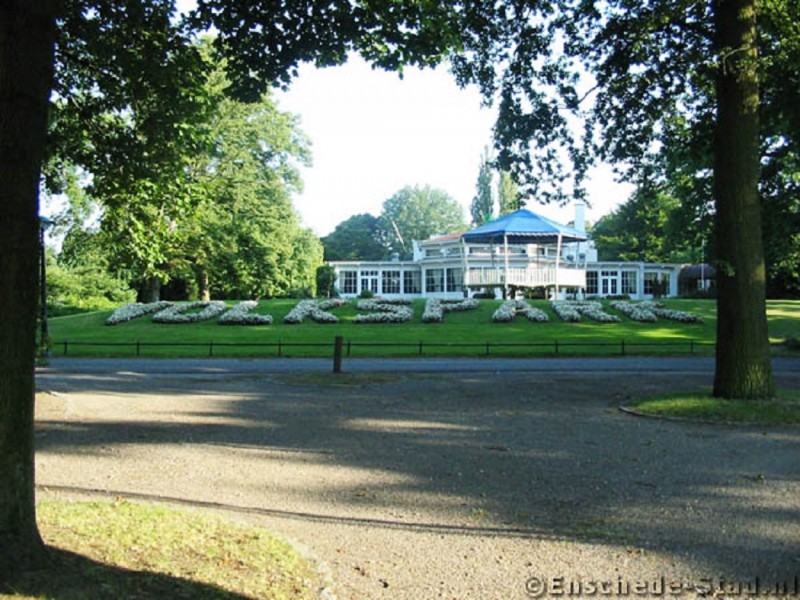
[275,55,633,237]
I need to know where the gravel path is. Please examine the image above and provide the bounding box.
[34,360,800,599]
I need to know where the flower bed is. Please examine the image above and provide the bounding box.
[551,301,620,323]
[422,298,479,323]
[106,301,173,326]
[283,299,345,324]
[354,299,414,324]
[152,301,228,324]
[640,301,703,323]
[492,300,549,323]
[218,301,273,326]
[550,301,582,322]
[610,300,658,323]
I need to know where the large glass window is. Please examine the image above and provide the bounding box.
[404,270,421,294]
[644,272,657,295]
[586,271,598,295]
[446,268,463,292]
[621,271,637,295]
[360,270,379,294]
[600,270,618,296]
[382,270,401,294]
[341,271,358,295]
[425,269,444,293]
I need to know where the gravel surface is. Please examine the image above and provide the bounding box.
[34,360,800,599]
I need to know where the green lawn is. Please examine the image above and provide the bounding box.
[4,499,319,599]
[45,298,798,358]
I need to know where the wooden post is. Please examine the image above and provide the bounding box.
[333,336,344,374]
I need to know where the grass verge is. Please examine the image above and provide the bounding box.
[623,391,800,425]
[2,499,320,600]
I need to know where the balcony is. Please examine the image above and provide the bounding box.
[465,266,586,289]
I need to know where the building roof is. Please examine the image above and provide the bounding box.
[462,209,589,245]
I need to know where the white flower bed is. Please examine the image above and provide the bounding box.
[152,301,228,324]
[574,301,621,323]
[610,300,658,323]
[106,301,173,325]
[218,301,273,326]
[283,299,344,324]
[550,301,582,322]
[492,300,549,323]
[423,298,479,323]
[354,299,413,324]
[551,301,620,323]
[640,301,703,323]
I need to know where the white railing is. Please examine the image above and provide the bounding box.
[465,267,585,288]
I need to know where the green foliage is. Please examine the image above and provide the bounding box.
[470,149,494,226]
[46,261,135,315]
[322,213,387,261]
[497,170,521,215]
[316,265,338,298]
[379,185,467,256]
[592,180,694,263]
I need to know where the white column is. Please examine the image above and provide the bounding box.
[555,233,563,299]
[503,234,510,298]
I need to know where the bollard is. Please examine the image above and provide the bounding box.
[333,336,344,374]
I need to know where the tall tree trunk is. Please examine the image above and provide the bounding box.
[198,268,211,301]
[0,1,58,576]
[139,277,162,303]
[712,0,774,399]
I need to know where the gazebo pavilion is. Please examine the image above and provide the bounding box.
[460,209,590,297]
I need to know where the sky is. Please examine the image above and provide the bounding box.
[274,55,633,237]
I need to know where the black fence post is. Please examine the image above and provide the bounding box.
[418,340,423,356]
[63,341,68,356]
[278,339,282,357]
[209,341,214,357]
[554,340,559,355]
[485,341,490,356]
[333,336,344,373]
[621,339,626,356]
[690,340,695,355]
[136,340,140,357]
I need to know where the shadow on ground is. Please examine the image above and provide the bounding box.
[35,366,800,586]
[3,546,250,599]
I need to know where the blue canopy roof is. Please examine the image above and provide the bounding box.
[462,209,589,245]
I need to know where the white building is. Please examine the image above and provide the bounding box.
[329,207,683,300]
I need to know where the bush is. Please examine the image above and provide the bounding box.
[47,263,136,315]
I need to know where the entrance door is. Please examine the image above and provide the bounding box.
[360,270,379,294]
[600,270,618,296]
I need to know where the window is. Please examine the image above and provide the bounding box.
[643,272,668,296]
[360,270,379,294]
[446,268,463,292]
[426,248,442,258]
[621,271,637,295]
[341,271,357,295]
[404,270,421,294]
[382,270,401,294]
[425,269,444,293]
[600,270,618,296]
[586,271,598,295]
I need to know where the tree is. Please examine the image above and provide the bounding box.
[379,185,467,256]
[0,0,459,575]
[0,1,59,571]
[591,179,696,263]
[497,169,521,215]
[181,79,314,300]
[449,0,788,398]
[322,213,388,261]
[470,149,494,225]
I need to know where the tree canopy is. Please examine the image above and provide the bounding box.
[322,213,388,262]
[379,185,467,256]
